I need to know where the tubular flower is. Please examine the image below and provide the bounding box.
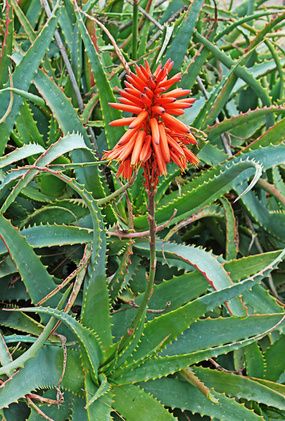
[103,59,199,187]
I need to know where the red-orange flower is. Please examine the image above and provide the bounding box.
[104,59,199,187]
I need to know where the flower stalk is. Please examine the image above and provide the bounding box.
[104,59,200,362]
[110,182,157,363]
[104,59,199,186]
[145,180,157,310]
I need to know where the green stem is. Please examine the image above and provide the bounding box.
[146,182,157,307]
[127,183,157,323]
[124,182,157,331]
[132,0,139,60]
[125,182,156,323]
[103,182,157,370]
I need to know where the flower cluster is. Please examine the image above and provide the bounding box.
[104,59,199,187]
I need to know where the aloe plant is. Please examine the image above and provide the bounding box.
[0,1,285,420]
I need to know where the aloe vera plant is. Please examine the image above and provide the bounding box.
[0,1,285,420]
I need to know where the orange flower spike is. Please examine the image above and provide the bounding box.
[170,148,187,169]
[162,113,190,133]
[126,72,146,91]
[140,135,152,162]
[135,65,149,83]
[131,130,146,165]
[162,88,191,98]
[117,128,138,145]
[179,98,196,103]
[105,60,199,184]
[108,103,142,114]
[156,97,176,105]
[117,97,137,106]
[164,58,174,72]
[150,118,160,145]
[118,132,138,161]
[167,135,186,158]
[184,147,200,165]
[168,109,185,116]
[166,101,194,109]
[140,93,152,108]
[153,64,162,77]
[143,60,151,74]
[151,106,165,115]
[185,133,198,145]
[120,90,144,105]
[158,124,170,163]
[152,136,167,175]
[109,117,135,127]
[173,132,197,145]
[157,73,182,90]
[125,82,142,96]
[104,147,123,160]
[129,110,148,129]
[118,159,132,179]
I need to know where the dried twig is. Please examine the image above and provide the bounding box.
[257,178,285,207]
[26,397,54,421]
[108,209,177,238]
[36,245,91,305]
[126,0,164,31]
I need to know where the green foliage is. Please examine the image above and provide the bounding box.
[0,1,285,420]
